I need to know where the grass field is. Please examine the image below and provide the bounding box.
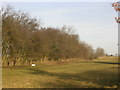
[2,57,119,88]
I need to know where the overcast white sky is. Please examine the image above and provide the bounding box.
[2,1,118,55]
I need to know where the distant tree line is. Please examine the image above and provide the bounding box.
[1,5,105,66]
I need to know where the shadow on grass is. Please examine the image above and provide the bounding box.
[27,67,118,88]
[74,60,120,65]
[92,61,120,65]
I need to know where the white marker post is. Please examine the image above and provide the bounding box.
[31,64,36,66]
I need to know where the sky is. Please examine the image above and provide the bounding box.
[2,2,118,55]
[1,0,119,2]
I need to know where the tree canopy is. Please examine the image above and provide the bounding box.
[1,5,105,66]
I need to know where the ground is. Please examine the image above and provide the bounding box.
[2,57,119,88]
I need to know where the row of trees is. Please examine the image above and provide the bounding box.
[1,5,105,66]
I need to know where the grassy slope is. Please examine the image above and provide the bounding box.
[2,57,118,88]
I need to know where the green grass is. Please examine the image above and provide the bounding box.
[2,57,119,88]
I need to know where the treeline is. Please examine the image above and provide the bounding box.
[1,6,105,66]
